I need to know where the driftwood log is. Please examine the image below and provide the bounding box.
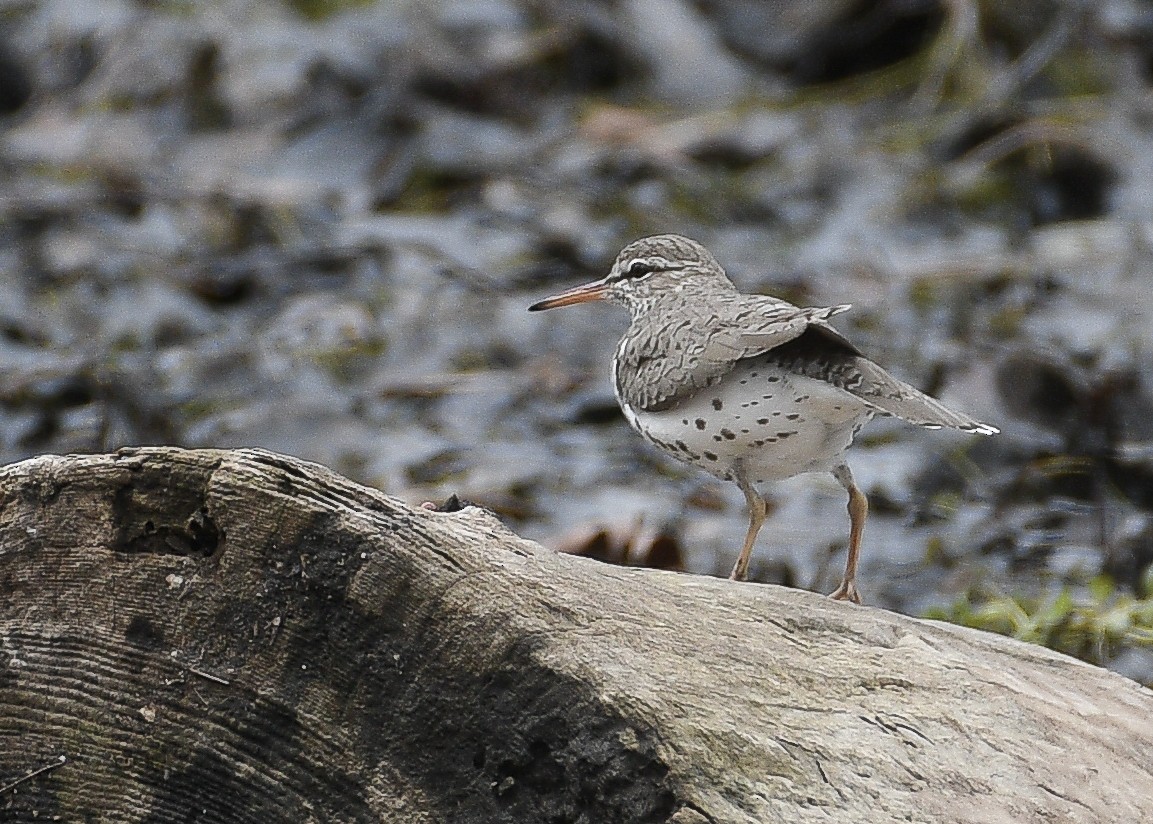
[1,447,1151,823]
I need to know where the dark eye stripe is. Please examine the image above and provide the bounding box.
[611,256,683,282]
[627,259,655,277]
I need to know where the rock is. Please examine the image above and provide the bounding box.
[1,447,1152,822]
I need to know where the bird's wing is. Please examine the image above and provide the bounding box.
[618,296,855,412]
[733,299,858,357]
[824,356,999,434]
[764,320,1000,435]
[618,294,998,434]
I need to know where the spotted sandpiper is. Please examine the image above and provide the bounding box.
[529,234,998,604]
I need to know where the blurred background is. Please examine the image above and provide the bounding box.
[2,0,1153,681]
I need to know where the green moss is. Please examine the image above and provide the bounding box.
[952,170,1017,214]
[110,332,143,354]
[988,304,1027,338]
[925,576,1153,681]
[855,430,904,448]
[1043,49,1114,97]
[178,397,224,421]
[450,349,491,373]
[389,168,472,215]
[137,0,197,15]
[789,53,929,108]
[908,277,942,314]
[922,535,950,568]
[283,0,374,22]
[926,489,963,520]
[313,337,387,384]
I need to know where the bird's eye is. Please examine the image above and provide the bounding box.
[627,260,655,278]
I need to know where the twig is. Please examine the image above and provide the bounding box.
[931,0,1086,143]
[187,666,231,686]
[946,120,1090,190]
[980,0,1082,113]
[0,755,67,795]
[912,0,980,115]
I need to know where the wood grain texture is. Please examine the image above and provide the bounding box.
[1,447,1151,823]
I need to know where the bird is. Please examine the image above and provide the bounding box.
[528,234,998,604]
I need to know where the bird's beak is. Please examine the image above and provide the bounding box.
[528,280,608,311]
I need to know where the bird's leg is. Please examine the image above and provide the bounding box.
[729,466,766,582]
[829,463,867,604]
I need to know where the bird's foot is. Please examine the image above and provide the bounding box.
[828,579,863,605]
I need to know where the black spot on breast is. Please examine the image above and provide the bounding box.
[750,371,759,378]
[682,418,689,425]
[704,451,718,461]
[741,428,749,434]
[675,439,690,452]
[757,418,769,424]
[695,418,706,430]
[712,398,723,410]
[713,435,723,442]
[739,379,748,385]
[767,376,780,383]
[794,395,809,402]
[721,429,736,440]
[786,413,800,420]
[777,431,797,439]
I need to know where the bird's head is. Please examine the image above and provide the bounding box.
[528,234,734,317]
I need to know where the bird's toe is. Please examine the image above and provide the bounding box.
[828,579,863,605]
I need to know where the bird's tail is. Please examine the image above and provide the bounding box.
[850,358,999,435]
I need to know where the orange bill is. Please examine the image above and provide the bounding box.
[528,280,608,311]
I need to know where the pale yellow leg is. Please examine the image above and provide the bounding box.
[828,463,867,605]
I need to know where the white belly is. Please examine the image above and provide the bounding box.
[618,358,874,486]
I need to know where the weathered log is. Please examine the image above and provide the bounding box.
[0,447,1150,823]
